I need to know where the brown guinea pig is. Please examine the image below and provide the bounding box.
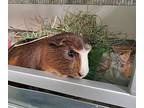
[8,32,92,78]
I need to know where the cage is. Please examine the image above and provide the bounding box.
[8,0,136,108]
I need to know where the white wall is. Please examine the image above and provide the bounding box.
[8,4,136,39]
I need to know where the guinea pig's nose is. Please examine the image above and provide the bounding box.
[78,72,83,77]
[78,72,85,78]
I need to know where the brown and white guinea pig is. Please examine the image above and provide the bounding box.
[8,32,92,78]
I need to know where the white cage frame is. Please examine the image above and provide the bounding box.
[8,64,136,108]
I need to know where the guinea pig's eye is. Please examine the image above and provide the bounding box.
[68,50,76,58]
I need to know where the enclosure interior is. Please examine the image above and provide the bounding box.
[8,2,136,108]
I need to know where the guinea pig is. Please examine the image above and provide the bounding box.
[8,32,92,78]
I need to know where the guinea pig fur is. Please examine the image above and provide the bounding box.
[8,32,92,78]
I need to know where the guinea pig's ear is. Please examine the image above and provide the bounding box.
[49,38,66,48]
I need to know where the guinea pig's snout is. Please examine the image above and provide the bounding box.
[78,48,90,79]
[78,72,84,77]
[78,72,87,78]
[78,69,89,78]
